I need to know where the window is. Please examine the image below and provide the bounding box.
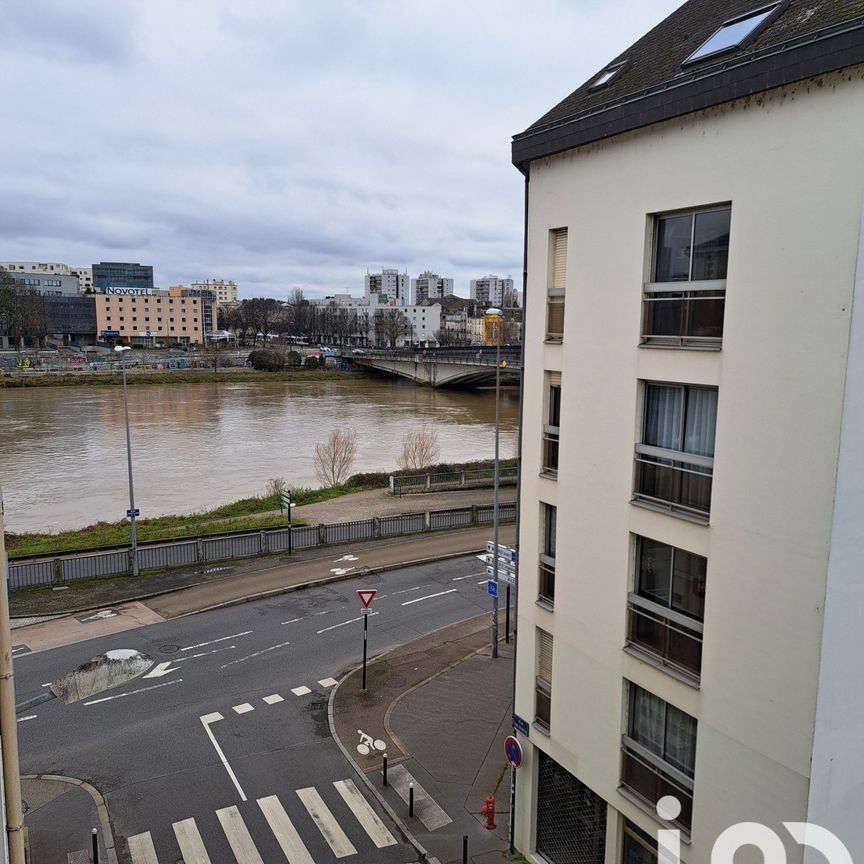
[543,378,561,476]
[684,3,781,65]
[627,537,705,679]
[539,504,556,607]
[535,628,553,731]
[546,228,567,341]
[642,207,729,348]
[633,383,717,521]
[590,61,628,90]
[621,683,696,831]
[622,820,657,864]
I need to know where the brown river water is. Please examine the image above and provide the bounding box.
[0,378,519,533]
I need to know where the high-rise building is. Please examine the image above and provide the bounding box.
[365,268,408,306]
[510,2,864,863]
[92,262,154,293]
[191,279,238,304]
[469,274,514,307]
[411,271,454,304]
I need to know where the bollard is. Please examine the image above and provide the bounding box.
[462,834,469,864]
[92,828,99,864]
[409,782,414,818]
[382,753,388,787]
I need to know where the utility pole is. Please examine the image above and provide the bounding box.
[0,487,26,864]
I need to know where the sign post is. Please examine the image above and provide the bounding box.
[281,490,293,554]
[504,735,523,855]
[357,589,377,690]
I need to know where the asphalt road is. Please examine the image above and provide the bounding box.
[15,553,493,864]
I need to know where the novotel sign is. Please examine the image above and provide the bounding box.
[104,286,152,296]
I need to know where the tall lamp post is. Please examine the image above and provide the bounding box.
[484,307,504,659]
[114,345,139,577]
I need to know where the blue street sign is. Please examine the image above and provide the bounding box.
[513,714,530,736]
[126,508,140,518]
[487,579,499,598]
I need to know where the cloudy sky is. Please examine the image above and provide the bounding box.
[2,0,680,299]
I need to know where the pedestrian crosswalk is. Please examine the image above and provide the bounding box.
[126,778,398,863]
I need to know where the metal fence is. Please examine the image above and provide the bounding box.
[390,466,518,496]
[8,502,516,589]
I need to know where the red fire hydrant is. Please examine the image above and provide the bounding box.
[481,794,496,829]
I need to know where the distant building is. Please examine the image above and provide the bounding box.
[70,266,93,293]
[1,261,72,276]
[44,296,97,346]
[469,274,514,307]
[365,268,408,306]
[411,271,454,304]
[92,262,154,293]
[404,303,442,346]
[192,278,238,304]
[3,271,80,297]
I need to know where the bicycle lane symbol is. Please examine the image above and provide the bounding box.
[356,729,387,756]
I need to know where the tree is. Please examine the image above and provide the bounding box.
[398,425,441,471]
[245,297,283,344]
[247,349,285,371]
[0,268,47,349]
[313,428,358,487]
[201,338,231,373]
[433,328,462,346]
[373,308,412,349]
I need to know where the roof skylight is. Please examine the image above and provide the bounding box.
[683,3,782,65]
[589,61,627,90]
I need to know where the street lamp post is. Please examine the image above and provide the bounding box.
[114,345,139,578]
[485,308,504,659]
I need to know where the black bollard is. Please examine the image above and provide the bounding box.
[462,834,468,864]
[92,828,99,864]
[383,753,388,787]
[409,782,414,817]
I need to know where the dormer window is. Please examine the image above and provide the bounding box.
[683,2,782,65]
[589,61,627,90]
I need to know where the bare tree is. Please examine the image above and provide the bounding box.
[313,428,358,487]
[374,308,412,349]
[398,425,441,471]
[266,477,287,496]
[433,328,462,346]
[0,268,47,349]
[201,337,231,373]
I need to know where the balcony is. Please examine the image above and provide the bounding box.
[633,445,712,521]
[626,596,702,680]
[641,282,725,349]
[621,740,693,832]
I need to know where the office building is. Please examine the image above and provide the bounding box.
[92,262,154,293]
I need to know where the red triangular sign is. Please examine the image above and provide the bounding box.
[357,589,377,609]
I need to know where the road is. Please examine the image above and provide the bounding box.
[15,553,493,863]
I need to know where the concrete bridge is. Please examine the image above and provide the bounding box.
[349,348,521,387]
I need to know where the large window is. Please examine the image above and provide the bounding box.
[535,628,553,731]
[642,207,729,348]
[547,228,568,341]
[633,383,717,521]
[621,683,696,831]
[543,380,561,476]
[539,504,557,606]
[627,537,705,679]
[622,820,657,864]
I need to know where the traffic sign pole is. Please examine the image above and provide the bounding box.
[362,612,368,691]
[356,589,377,691]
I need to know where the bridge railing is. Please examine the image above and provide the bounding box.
[354,349,521,367]
[390,466,518,496]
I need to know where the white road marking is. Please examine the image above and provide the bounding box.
[391,584,433,595]
[291,686,311,696]
[232,703,254,714]
[333,778,398,848]
[83,679,182,706]
[258,795,315,864]
[334,554,359,561]
[387,764,453,830]
[477,580,487,585]
[296,786,358,858]
[452,571,486,581]
[143,661,180,679]
[220,640,291,669]
[127,831,159,864]
[172,647,235,662]
[475,553,488,561]
[17,715,37,723]
[317,612,378,634]
[41,683,52,687]
[318,677,338,688]
[200,712,247,802]
[263,694,284,704]
[314,610,330,616]
[401,588,458,606]
[173,817,212,864]
[330,567,355,576]
[216,805,264,864]
[281,617,303,625]
[181,631,252,651]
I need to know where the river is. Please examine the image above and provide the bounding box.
[0,378,519,533]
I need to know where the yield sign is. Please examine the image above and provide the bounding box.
[356,589,377,609]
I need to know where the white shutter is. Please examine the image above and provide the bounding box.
[537,629,554,682]
[551,228,568,292]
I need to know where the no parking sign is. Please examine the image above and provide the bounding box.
[504,735,523,768]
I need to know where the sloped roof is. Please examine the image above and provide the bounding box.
[513,0,864,169]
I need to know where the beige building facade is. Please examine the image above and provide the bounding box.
[510,3,864,864]
[191,278,237,304]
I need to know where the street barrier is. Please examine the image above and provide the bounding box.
[8,502,516,589]
[390,466,518,496]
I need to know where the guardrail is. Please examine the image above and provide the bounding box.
[8,502,517,590]
[390,467,518,496]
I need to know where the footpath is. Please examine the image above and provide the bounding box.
[12,487,520,864]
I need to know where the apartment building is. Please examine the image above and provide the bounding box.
[411,271,454,304]
[365,268,409,306]
[470,274,514,307]
[191,278,238,304]
[510,3,864,863]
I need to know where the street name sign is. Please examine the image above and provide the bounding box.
[126,508,140,518]
[512,714,530,736]
[487,565,516,587]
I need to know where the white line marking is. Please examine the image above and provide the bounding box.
[127,831,159,864]
[313,610,330,616]
[333,778,398,848]
[171,646,235,662]
[41,683,52,687]
[220,640,291,669]
[317,612,378,634]
[258,795,315,864]
[232,703,254,714]
[216,805,264,863]
[83,679,182,705]
[297,786,358,858]
[477,580,487,585]
[17,715,37,723]
[181,631,252,651]
[318,677,338,688]
[200,712,247,802]
[475,554,487,561]
[401,588,458,606]
[173,817,212,864]
[281,617,303,625]
[263,694,284,704]
[291,685,311,696]
[452,571,486,581]
[391,584,433,595]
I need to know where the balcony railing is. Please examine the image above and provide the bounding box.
[633,445,712,520]
[621,738,693,831]
[626,595,703,679]
[641,282,724,348]
[542,425,559,475]
[538,555,556,606]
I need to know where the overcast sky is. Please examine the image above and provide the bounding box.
[2,0,680,299]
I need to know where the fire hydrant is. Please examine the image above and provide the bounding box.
[481,794,496,830]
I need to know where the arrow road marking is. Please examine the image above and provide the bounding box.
[317,613,378,635]
[143,661,180,679]
[401,588,458,606]
[182,631,252,651]
[201,713,247,802]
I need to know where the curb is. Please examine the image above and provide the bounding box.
[22,773,118,864]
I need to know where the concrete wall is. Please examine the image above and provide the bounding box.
[515,69,864,864]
